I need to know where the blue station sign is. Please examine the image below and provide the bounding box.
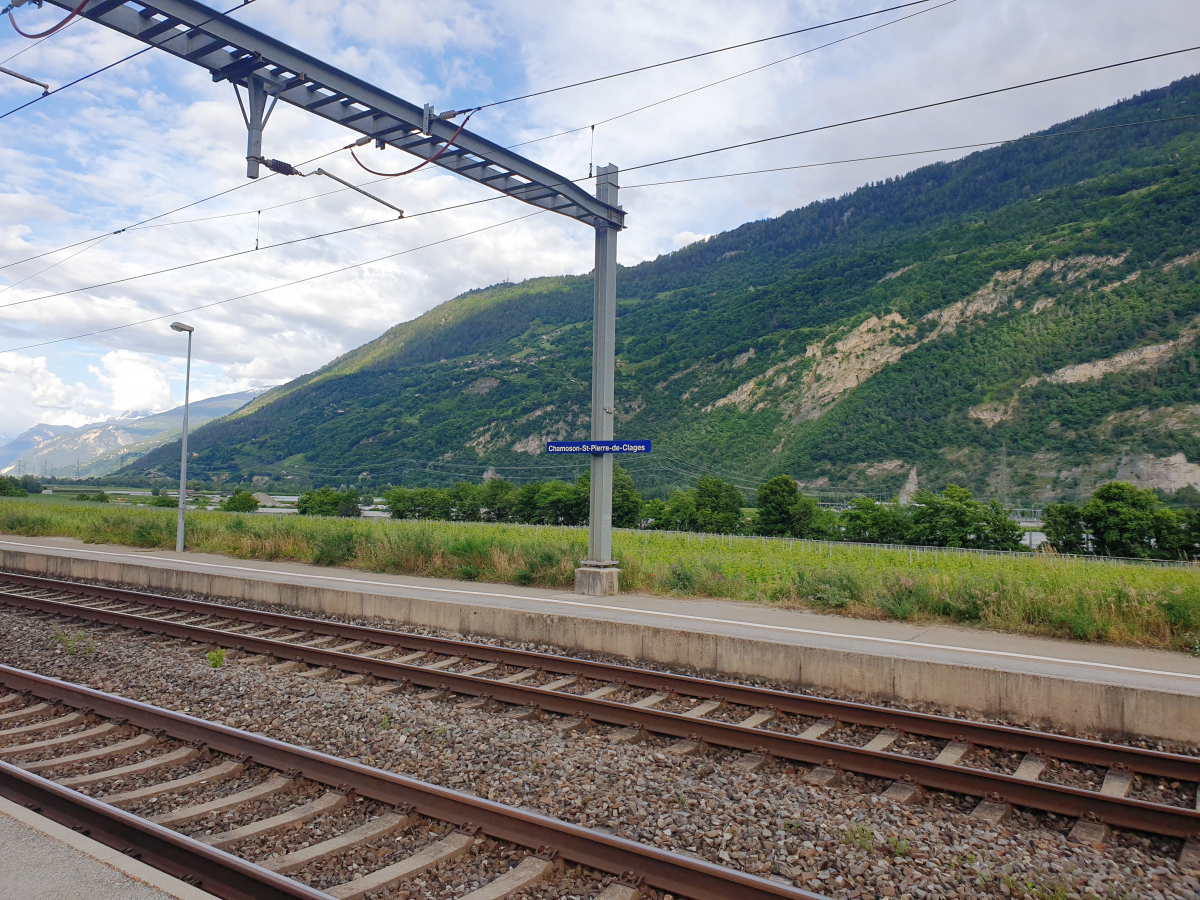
[546,440,652,454]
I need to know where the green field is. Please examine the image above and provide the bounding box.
[2,498,1198,653]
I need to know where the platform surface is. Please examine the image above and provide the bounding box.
[0,795,217,900]
[3,534,1198,699]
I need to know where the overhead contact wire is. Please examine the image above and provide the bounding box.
[1,209,547,353]
[620,44,1200,174]
[475,0,940,110]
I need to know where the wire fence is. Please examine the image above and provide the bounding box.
[243,510,1197,570]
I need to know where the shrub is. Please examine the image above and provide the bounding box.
[221,490,259,513]
[0,476,27,497]
[312,529,356,566]
[299,486,359,517]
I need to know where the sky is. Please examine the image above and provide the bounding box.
[1,0,1199,443]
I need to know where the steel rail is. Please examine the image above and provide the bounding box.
[0,759,329,900]
[2,571,1197,779]
[5,590,1200,839]
[0,664,818,900]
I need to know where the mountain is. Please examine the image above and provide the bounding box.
[131,75,1200,503]
[4,390,267,478]
[0,424,81,470]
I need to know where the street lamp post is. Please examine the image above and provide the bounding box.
[171,322,194,553]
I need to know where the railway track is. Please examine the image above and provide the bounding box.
[1,570,1198,867]
[0,664,816,900]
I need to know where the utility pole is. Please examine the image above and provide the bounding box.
[172,322,195,553]
[44,0,626,593]
[577,165,620,595]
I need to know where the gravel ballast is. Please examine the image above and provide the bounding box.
[1,606,1198,900]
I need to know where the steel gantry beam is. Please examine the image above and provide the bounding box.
[42,0,627,593]
[40,0,624,230]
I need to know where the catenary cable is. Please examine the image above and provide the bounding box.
[6,109,1197,312]
[0,142,345,273]
[77,111,1200,238]
[506,0,959,151]
[619,44,1200,174]
[1,208,547,353]
[0,174,534,310]
[7,42,1190,276]
[617,113,1200,188]
[474,0,941,111]
[1,0,937,266]
[0,16,76,64]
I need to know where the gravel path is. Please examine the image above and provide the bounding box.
[1,607,1198,900]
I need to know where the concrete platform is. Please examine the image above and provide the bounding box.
[2,536,1199,743]
[0,795,217,900]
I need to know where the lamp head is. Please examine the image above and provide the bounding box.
[170,322,194,333]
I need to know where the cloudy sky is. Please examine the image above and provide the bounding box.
[1,0,1198,443]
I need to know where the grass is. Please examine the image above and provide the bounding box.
[3,498,1200,652]
[843,824,874,850]
[52,629,94,655]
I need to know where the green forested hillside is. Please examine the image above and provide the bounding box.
[133,74,1200,503]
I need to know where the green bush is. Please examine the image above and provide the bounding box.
[312,529,356,566]
[221,490,259,513]
[0,477,27,497]
[299,487,359,517]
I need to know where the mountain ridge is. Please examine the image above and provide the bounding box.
[6,389,268,478]
[129,74,1200,503]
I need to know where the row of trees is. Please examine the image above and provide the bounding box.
[205,471,1200,559]
[0,475,42,496]
[754,476,1026,550]
[1042,482,1200,559]
[331,469,1029,552]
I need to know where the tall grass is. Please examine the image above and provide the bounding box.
[2,498,1198,652]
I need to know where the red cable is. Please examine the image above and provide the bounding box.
[350,110,476,177]
[8,0,88,38]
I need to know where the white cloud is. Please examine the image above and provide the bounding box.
[0,0,1198,434]
[86,350,174,414]
[0,352,97,432]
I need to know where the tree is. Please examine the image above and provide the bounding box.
[980,499,1026,551]
[1082,481,1160,558]
[791,494,839,539]
[908,485,1023,550]
[221,490,259,512]
[694,475,745,533]
[659,490,698,531]
[839,497,912,544]
[299,487,360,516]
[536,480,585,525]
[0,476,26,497]
[335,487,362,517]
[641,497,668,528]
[755,475,799,536]
[1042,502,1086,553]
[575,466,642,528]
